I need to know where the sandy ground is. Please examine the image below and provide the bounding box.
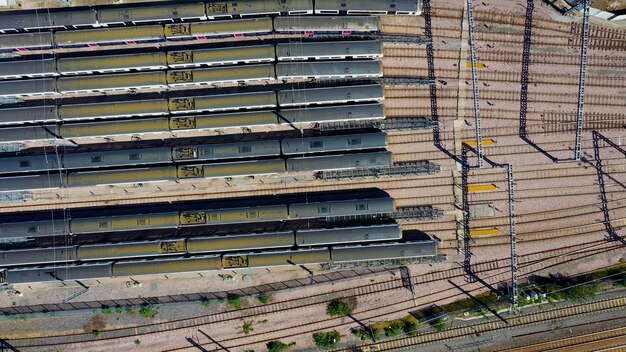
[0,0,625,350]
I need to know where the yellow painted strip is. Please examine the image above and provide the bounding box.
[466,61,487,69]
[463,139,496,147]
[470,228,501,237]
[468,184,497,193]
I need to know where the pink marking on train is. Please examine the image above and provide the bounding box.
[17,48,28,52]
[234,33,244,37]
[305,31,314,36]
[197,35,206,40]
[342,31,352,35]
[88,43,99,47]
[126,41,136,45]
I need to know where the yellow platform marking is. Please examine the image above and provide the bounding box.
[463,139,496,147]
[468,184,497,192]
[466,61,487,69]
[470,228,501,237]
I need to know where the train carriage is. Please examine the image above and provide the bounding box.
[273,16,381,34]
[0,247,77,266]
[233,248,330,268]
[277,84,384,107]
[286,151,392,172]
[279,104,384,124]
[57,71,167,93]
[60,118,169,138]
[0,10,97,32]
[0,125,59,143]
[0,78,56,97]
[0,31,85,51]
[315,0,422,15]
[206,0,314,18]
[173,140,281,161]
[0,59,57,80]
[77,239,186,261]
[289,197,395,219]
[166,64,275,87]
[112,255,221,277]
[168,91,277,114]
[331,241,438,262]
[181,204,288,226]
[192,159,285,179]
[0,106,58,125]
[57,52,168,75]
[67,166,177,187]
[69,212,180,234]
[296,224,401,246]
[0,219,67,240]
[54,25,164,46]
[186,232,294,253]
[281,132,388,155]
[59,99,169,121]
[0,174,63,192]
[276,60,382,80]
[5,263,112,284]
[0,154,60,174]
[184,111,279,130]
[164,17,272,39]
[166,45,275,68]
[62,147,172,169]
[97,3,206,25]
[276,40,383,61]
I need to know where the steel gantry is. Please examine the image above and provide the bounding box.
[461,143,519,310]
[466,0,484,168]
[592,131,626,245]
[574,0,590,161]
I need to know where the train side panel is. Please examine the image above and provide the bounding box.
[286,151,392,172]
[280,104,384,124]
[166,45,275,68]
[276,40,382,61]
[281,132,388,155]
[67,166,177,187]
[77,239,186,261]
[112,255,221,277]
[0,219,67,240]
[0,106,58,125]
[59,99,168,120]
[62,147,172,169]
[0,247,77,266]
[57,52,167,75]
[331,241,438,263]
[296,224,401,246]
[289,197,395,219]
[0,59,57,79]
[277,84,383,107]
[69,212,180,234]
[187,232,294,253]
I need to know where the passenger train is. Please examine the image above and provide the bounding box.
[0,41,383,80]
[0,0,422,33]
[1,240,438,285]
[0,224,402,266]
[0,16,381,52]
[0,196,396,240]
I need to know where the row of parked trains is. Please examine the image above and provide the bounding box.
[0,196,396,239]
[0,224,402,266]
[1,60,383,97]
[0,41,383,80]
[0,103,385,144]
[0,0,423,33]
[0,151,392,191]
[0,240,437,285]
[1,16,381,51]
[0,84,384,125]
[1,132,387,174]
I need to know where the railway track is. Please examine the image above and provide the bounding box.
[333,295,626,352]
[501,325,626,351]
[7,238,622,350]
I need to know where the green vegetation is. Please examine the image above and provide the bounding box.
[351,326,381,342]
[258,292,270,305]
[383,320,403,337]
[429,317,446,332]
[115,307,124,314]
[101,307,112,315]
[202,299,211,307]
[134,339,141,345]
[242,320,254,335]
[351,315,419,342]
[92,330,101,337]
[326,300,352,317]
[139,305,159,319]
[266,340,295,352]
[218,297,226,303]
[313,330,341,349]
[227,294,242,309]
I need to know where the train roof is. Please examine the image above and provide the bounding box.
[331,241,438,262]
[0,9,96,31]
[276,40,382,60]
[6,263,112,284]
[280,103,384,123]
[297,224,401,246]
[112,255,222,277]
[59,99,169,120]
[286,151,392,172]
[0,219,67,239]
[54,25,164,45]
[0,78,56,97]
[97,3,205,24]
[281,132,388,155]
[57,52,167,74]
[0,59,56,79]
[276,60,382,79]
[186,232,294,252]
[57,71,166,93]
[166,45,275,67]
[273,15,381,32]
[0,106,58,125]
[277,84,384,106]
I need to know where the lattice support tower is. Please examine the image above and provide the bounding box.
[592,131,626,245]
[506,164,519,311]
[519,0,534,138]
[461,146,474,282]
[317,162,440,180]
[574,0,590,161]
[466,0,484,168]
[317,117,437,132]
